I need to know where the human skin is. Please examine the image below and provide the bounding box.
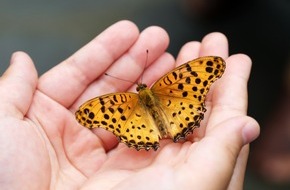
[0,20,259,190]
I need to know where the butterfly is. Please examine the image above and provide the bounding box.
[75,56,226,151]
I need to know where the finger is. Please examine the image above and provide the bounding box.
[0,52,38,118]
[175,41,201,66]
[175,32,228,113]
[174,33,228,137]
[227,145,249,190]
[184,116,259,189]
[212,54,252,117]
[204,54,252,134]
[38,20,140,108]
[127,52,175,92]
[102,25,171,91]
[199,32,229,59]
[72,26,170,109]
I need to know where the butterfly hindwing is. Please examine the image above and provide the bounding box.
[154,94,205,141]
[75,92,160,150]
[151,56,226,140]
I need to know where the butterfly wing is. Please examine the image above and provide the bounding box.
[75,92,161,150]
[151,56,226,141]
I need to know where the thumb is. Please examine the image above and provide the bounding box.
[207,116,260,154]
[185,116,260,190]
[210,116,260,189]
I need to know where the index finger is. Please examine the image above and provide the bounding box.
[38,20,139,108]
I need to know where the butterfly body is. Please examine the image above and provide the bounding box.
[137,85,169,139]
[75,56,226,151]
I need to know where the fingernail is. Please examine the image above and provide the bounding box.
[242,119,260,144]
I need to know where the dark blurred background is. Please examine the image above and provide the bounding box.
[1,0,290,189]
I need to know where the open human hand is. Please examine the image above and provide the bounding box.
[0,20,259,190]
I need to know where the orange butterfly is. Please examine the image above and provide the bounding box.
[75,56,226,151]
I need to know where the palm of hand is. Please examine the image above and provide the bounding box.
[0,21,258,190]
[8,76,227,190]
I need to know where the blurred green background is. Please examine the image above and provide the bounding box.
[1,0,290,189]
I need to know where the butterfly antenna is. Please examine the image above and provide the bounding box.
[140,49,149,84]
[104,73,136,85]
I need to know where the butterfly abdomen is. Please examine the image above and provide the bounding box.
[138,86,169,138]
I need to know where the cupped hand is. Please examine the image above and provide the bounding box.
[0,20,259,190]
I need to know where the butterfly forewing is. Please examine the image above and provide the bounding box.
[151,56,226,140]
[75,92,161,150]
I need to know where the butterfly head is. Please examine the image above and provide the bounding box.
[136,83,148,92]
